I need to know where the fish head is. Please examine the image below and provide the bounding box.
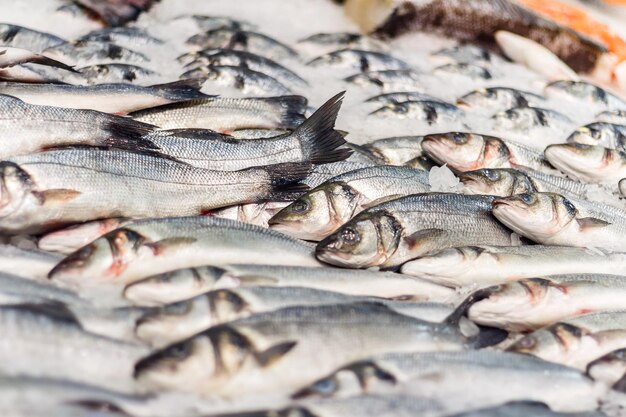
[508,323,582,359]
[49,228,149,285]
[0,161,39,219]
[315,211,401,268]
[492,192,577,241]
[422,132,509,171]
[135,298,199,344]
[492,107,536,131]
[460,168,534,196]
[124,266,227,306]
[567,124,607,146]
[402,246,490,285]
[456,88,498,109]
[268,182,360,241]
[346,73,382,89]
[307,53,340,67]
[545,143,617,183]
[587,349,626,387]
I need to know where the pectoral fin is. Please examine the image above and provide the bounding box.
[39,189,81,206]
[146,237,197,255]
[577,217,610,230]
[255,341,297,367]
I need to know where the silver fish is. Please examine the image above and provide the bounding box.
[0,245,62,279]
[0,23,66,53]
[545,143,626,184]
[186,29,298,60]
[345,70,422,91]
[456,87,544,111]
[78,64,159,85]
[597,109,626,125]
[316,193,515,268]
[38,218,131,255]
[365,92,444,106]
[508,310,626,369]
[134,302,471,398]
[0,94,156,159]
[431,44,497,64]
[432,63,492,80]
[77,27,163,47]
[448,402,606,417]
[298,32,387,52]
[360,136,424,165]
[182,65,292,96]
[587,349,626,390]
[131,95,307,132]
[268,166,430,240]
[492,106,573,133]
[308,49,410,72]
[229,128,292,139]
[369,100,462,124]
[0,62,75,83]
[0,148,310,234]
[468,274,626,331]
[545,80,626,111]
[402,245,626,288]
[296,350,603,412]
[208,201,289,228]
[0,46,74,72]
[186,15,256,32]
[43,40,149,66]
[49,216,321,287]
[123,264,457,306]
[0,79,209,114]
[568,122,626,151]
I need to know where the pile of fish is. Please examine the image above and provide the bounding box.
[4,0,626,416]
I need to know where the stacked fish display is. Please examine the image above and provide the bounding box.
[2,0,626,416]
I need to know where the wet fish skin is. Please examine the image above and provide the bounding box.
[459,168,537,196]
[365,92,444,106]
[209,201,290,228]
[345,69,422,91]
[39,218,131,255]
[597,109,626,125]
[0,46,75,72]
[492,106,573,133]
[182,65,292,96]
[295,350,604,412]
[545,80,626,111]
[369,100,462,124]
[308,49,410,72]
[401,245,626,288]
[447,402,607,417]
[123,264,458,307]
[187,15,256,32]
[134,302,470,398]
[568,122,626,151]
[359,136,424,165]
[468,274,626,331]
[586,349,626,389]
[78,64,159,85]
[432,63,492,80]
[456,87,544,111]
[0,23,66,53]
[268,166,430,241]
[131,95,307,132]
[316,193,515,269]
[43,40,149,66]
[545,143,626,184]
[186,29,298,60]
[78,27,164,47]
[49,216,321,288]
[0,245,62,279]
[431,44,497,64]
[298,32,386,51]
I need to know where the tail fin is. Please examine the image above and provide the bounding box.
[149,79,213,101]
[103,116,159,152]
[293,91,351,165]
[265,162,312,201]
[266,95,307,128]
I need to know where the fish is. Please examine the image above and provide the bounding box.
[133,302,472,398]
[447,402,607,417]
[134,286,471,346]
[307,49,410,72]
[144,92,348,170]
[77,27,163,47]
[42,40,149,67]
[365,92,444,106]
[567,122,626,151]
[597,109,626,125]
[0,79,210,114]
[508,310,626,370]
[298,32,387,52]
[0,23,66,53]
[545,143,626,184]
[49,216,321,288]
[345,69,422,91]
[587,349,626,390]
[621,178,626,197]
[130,95,307,132]
[186,29,298,60]
[39,218,131,255]
[0,61,78,83]
[229,128,292,139]
[369,100,462,124]
[268,166,430,241]
[77,64,159,85]
[186,15,256,32]
[491,106,573,133]
[0,245,62,279]
[0,94,157,159]
[401,245,626,288]
[432,63,493,80]
[0,148,311,234]
[181,49,307,86]
[0,46,75,72]
[0,304,148,392]
[358,136,425,165]
[545,80,626,111]
[295,350,604,412]
[430,44,498,64]
[492,192,626,251]
[123,264,458,306]
[316,193,516,269]
[69,0,157,27]
[468,274,626,331]
[421,132,548,172]
[181,65,292,96]
[456,87,545,112]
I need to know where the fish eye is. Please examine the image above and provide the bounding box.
[562,198,577,215]
[291,199,310,213]
[572,142,591,149]
[451,132,466,144]
[166,341,191,359]
[483,169,499,181]
[310,378,338,396]
[485,89,496,98]
[393,104,408,114]
[519,193,535,204]
[341,227,360,244]
[516,336,536,350]
[508,110,518,119]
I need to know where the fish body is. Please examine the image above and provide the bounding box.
[39,218,131,255]
[345,69,422,91]
[182,65,291,96]
[456,87,544,111]
[597,109,626,125]
[308,49,410,72]
[431,44,497,64]
[448,402,607,417]
[78,27,163,47]
[43,41,149,66]
[360,136,424,165]
[188,15,256,32]
[492,106,573,133]
[568,122,626,151]
[0,24,66,53]
[546,143,626,184]
[78,64,158,85]
[316,193,515,268]
[365,92,444,106]
[186,29,298,60]
[0,46,74,72]
[370,100,462,124]
[432,63,492,80]
[545,80,626,111]
[298,32,386,52]
[0,245,62,279]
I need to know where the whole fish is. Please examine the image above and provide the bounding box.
[134,302,472,398]
[492,192,626,251]
[78,64,159,85]
[432,63,492,80]
[77,27,163,47]
[545,143,626,184]
[456,87,544,111]
[421,132,548,172]
[597,109,626,125]
[135,286,470,346]
[0,79,209,114]
[545,80,626,111]
[369,100,462,124]
[141,92,348,171]
[359,136,424,165]
[296,350,604,412]
[0,148,310,234]
[49,216,321,288]
[0,23,66,53]
[0,94,157,159]
[431,44,498,64]
[131,95,307,132]
[401,245,626,288]
[468,274,626,331]
[39,218,131,255]
[307,49,410,72]
[0,46,74,72]
[43,41,149,67]
[0,304,148,392]
[186,29,298,60]
[186,15,256,32]
[316,193,515,269]
[492,106,573,133]
[298,32,387,52]
[182,49,306,87]
[268,166,430,240]
[365,92,444,106]
[0,245,62,279]
[345,69,422,91]
[568,122,626,151]
[182,65,292,96]
[508,310,626,370]
[123,264,457,306]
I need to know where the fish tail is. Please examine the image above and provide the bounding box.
[149,78,213,101]
[103,117,159,152]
